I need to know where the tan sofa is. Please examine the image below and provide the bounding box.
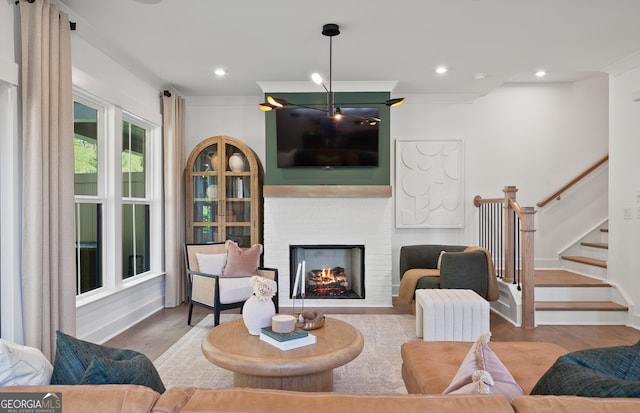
[2,341,639,413]
[0,385,515,413]
[3,383,640,413]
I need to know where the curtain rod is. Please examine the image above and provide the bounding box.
[15,0,77,31]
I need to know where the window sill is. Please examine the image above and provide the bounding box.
[76,272,165,308]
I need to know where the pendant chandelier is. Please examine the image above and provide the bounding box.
[259,23,405,125]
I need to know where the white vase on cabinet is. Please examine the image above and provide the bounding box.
[228,152,245,172]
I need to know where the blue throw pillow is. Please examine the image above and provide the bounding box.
[80,355,165,393]
[50,331,165,393]
[531,340,640,397]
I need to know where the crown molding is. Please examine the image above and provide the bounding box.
[404,94,479,105]
[257,81,399,94]
[603,50,640,77]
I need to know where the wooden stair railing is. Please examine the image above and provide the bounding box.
[474,186,536,329]
[537,154,608,208]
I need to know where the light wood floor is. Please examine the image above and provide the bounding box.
[105,297,640,361]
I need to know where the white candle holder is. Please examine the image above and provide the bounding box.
[292,293,305,322]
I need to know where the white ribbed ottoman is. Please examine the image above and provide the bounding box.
[415,289,490,342]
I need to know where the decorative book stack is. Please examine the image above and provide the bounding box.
[259,327,317,350]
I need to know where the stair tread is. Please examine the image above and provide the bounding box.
[535,270,611,287]
[580,242,608,249]
[561,255,607,268]
[536,301,628,311]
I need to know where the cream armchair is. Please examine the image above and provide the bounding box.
[184,241,278,326]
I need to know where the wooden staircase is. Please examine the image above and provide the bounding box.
[534,227,629,325]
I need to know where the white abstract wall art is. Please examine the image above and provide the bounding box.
[395,140,464,228]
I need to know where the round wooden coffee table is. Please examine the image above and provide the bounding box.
[201,317,364,392]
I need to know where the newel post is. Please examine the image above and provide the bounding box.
[502,186,518,284]
[520,206,536,329]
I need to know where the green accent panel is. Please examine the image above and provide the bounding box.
[264,92,390,185]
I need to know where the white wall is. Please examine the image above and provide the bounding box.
[390,76,609,286]
[71,36,162,125]
[609,59,640,328]
[185,96,265,163]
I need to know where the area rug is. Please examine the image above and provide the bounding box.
[153,313,419,393]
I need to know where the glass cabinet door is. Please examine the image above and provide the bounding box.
[223,144,252,247]
[191,143,220,243]
[185,136,262,248]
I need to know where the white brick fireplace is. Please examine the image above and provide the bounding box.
[264,195,393,308]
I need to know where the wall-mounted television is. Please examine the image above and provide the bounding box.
[276,107,380,168]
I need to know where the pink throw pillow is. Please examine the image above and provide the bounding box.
[222,240,262,278]
[443,332,523,400]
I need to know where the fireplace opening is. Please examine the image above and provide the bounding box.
[289,245,365,299]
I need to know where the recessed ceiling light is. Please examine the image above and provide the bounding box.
[435,66,448,75]
[535,70,547,77]
[214,68,226,77]
[473,73,487,80]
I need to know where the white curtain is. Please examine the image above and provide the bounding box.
[19,0,76,360]
[162,92,186,307]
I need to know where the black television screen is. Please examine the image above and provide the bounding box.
[276,107,380,168]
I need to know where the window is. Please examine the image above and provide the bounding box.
[74,92,158,296]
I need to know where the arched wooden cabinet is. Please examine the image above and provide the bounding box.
[185,135,263,247]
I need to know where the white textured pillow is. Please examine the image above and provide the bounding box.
[0,339,53,385]
[196,252,227,275]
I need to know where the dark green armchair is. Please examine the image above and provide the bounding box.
[398,244,499,307]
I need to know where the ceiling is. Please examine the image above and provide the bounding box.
[57,0,640,98]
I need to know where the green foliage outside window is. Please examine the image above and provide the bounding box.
[74,136,97,174]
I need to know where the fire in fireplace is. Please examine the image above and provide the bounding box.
[308,267,349,296]
[290,245,365,300]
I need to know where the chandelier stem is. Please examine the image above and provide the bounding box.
[329,35,333,93]
[327,92,335,117]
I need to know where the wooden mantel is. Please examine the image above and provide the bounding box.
[263,185,392,198]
